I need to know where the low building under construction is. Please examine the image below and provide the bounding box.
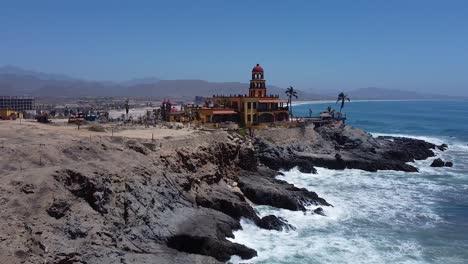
[0,96,35,119]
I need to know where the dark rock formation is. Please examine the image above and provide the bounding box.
[255,215,294,231]
[255,140,318,173]
[255,125,437,173]
[431,158,445,167]
[54,170,112,214]
[195,184,258,221]
[238,169,330,211]
[47,199,70,219]
[165,208,256,262]
[437,144,448,151]
[313,207,326,216]
[445,161,453,167]
[1,125,439,264]
[167,235,256,262]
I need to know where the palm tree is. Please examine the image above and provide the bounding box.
[125,99,130,117]
[336,92,350,113]
[216,98,230,109]
[285,86,298,118]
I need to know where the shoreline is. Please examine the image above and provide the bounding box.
[0,121,447,263]
[291,98,465,106]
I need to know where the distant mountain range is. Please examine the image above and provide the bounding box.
[0,66,460,101]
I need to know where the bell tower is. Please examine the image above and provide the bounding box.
[249,64,266,97]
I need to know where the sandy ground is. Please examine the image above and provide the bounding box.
[0,119,204,141]
[0,117,226,263]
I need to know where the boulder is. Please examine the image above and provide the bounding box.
[445,161,453,167]
[238,170,330,211]
[430,158,445,167]
[313,207,326,216]
[255,215,294,231]
[47,199,70,219]
[21,183,35,194]
[437,144,448,151]
[167,235,256,262]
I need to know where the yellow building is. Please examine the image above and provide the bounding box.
[209,64,289,127]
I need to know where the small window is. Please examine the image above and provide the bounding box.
[247,102,251,109]
[253,102,257,109]
[247,114,251,122]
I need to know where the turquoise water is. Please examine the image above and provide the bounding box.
[230,100,468,264]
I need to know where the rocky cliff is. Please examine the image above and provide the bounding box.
[255,124,439,173]
[0,124,441,263]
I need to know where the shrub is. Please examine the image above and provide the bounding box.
[87,124,107,132]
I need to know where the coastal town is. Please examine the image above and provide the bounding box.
[2,1,467,263]
[0,63,457,264]
[1,64,348,135]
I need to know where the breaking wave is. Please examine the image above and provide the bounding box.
[229,134,468,264]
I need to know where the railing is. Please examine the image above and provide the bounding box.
[256,107,288,112]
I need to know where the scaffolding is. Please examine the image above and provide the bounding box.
[0,96,35,111]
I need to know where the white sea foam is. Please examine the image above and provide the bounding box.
[372,132,468,174]
[228,131,468,263]
[371,132,468,152]
[229,163,465,264]
[371,132,447,145]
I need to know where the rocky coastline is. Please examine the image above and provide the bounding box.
[0,123,445,263]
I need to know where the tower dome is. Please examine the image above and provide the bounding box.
[252,64,264,72]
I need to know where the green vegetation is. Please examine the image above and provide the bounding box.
[87,124,106,132]
[237,128,247,137]
[285,86,298,118]
[336,92,351,113]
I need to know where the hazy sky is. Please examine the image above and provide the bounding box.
[1,0,467,95]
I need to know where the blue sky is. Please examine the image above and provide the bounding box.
[1,0,467,95]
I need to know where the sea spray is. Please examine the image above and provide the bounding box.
[229,136,468,264]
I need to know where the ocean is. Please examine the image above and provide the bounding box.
[229,100,468,264]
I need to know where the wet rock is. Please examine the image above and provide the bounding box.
[167,235,256,262]
[47,199,70,219]
[313,207,326,216]
[166,208,256,262]
[238,170,330,211]
[255,215,294,231]
[431,158,445,167]
[437,144,448,151]
[445,161,453,167]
